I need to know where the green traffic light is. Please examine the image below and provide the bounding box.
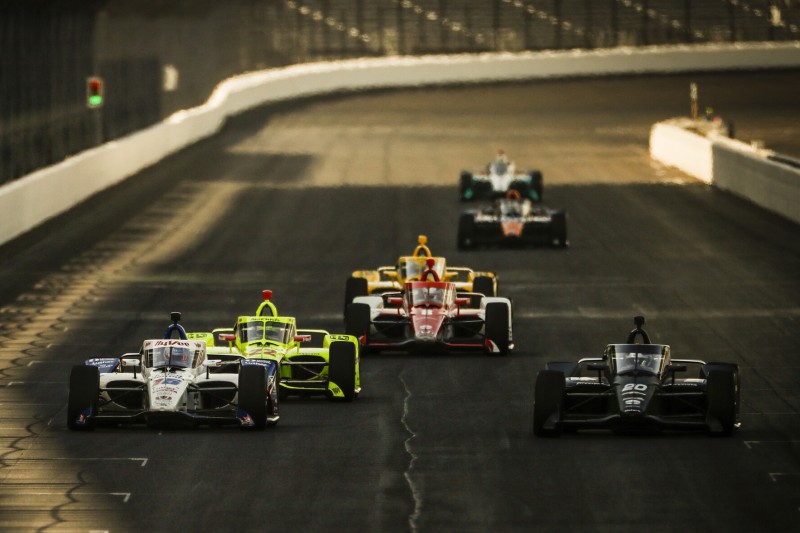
[88,94,103,107]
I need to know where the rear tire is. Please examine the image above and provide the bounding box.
[239,365,267,430]
[484,302,510,355]
[706,370,736,436]
[533,370,564,437]
[345,303,371,340]
[457,213,476,250]
[460,171,474,201]
[472,275,495,297]
[529,170,543,202]
[328,342,357,401]
[67,365,99,431]
[344,277,368,313]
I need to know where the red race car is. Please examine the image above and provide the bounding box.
[345,260,513,355]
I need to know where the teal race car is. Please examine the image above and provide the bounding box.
[188,290,360,401]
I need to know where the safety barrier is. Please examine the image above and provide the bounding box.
[650,120,800,225]
[2,41,800,245]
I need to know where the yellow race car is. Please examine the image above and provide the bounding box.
[344,235,499,311]
[189,290,360,402]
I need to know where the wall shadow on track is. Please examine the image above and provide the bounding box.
[2,177,800,531]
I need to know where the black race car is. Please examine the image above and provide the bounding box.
[532,316,740,436]
[457,191,567,249]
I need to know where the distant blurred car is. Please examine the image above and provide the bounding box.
[458,190,567,249]
[460,149,543,202]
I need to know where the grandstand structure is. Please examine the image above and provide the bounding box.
[2,0,799,184]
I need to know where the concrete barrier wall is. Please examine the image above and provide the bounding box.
[649,121,714,184]
[650,120,800,225]
[713,138,800,224]
[3,42,800,245]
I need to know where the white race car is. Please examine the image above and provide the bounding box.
[460,150,543,202]
[67,313,279,430]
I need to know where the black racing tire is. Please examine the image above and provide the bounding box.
[706,370,737,436]
[459,171,474,201]
[551,211,567,248]
[533,370,564,437]
[529,170,543,202]
[457,213,476,250]
[509,180,530,198]
[67,365,99,431]
[472,275,495,297]
[328,341,357,401]
[345,302,371,339]
[267,368,280,426]
[484,302,510,355]
[344,276,368,313]
[239,365,267,430]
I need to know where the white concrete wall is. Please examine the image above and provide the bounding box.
[713,138,800,224]
[650,120,800,225]
[650,121,714,184]
[3,42,800,245]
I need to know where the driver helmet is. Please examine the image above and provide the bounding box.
[264,325,283,342]
[170,347,189,364]
[640,353,658,371]
[421,257,439,281]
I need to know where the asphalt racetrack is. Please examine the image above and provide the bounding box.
[1,70,800,532]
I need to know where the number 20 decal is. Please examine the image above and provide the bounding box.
[622,383,647,392]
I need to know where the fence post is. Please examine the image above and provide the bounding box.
[611,0,618,46]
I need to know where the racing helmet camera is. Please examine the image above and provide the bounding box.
[626,315,651,344]
[257,289,277,317]
[163,312,188,340]
[413,235,432,257]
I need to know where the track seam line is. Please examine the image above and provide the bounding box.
[400,372,421,532]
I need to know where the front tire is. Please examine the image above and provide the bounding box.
[239,365,267,430]
[706,370,736,436]
[551,211,567,248]
[533,370,564,437]
[472,275,495,297]
[67,365,99,431]
[484,302,510,355]
[328,342,357,401]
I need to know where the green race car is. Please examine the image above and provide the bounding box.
[189,290,360,401]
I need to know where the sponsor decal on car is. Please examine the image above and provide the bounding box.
[153,377,182,386]
[153,340,192,347]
